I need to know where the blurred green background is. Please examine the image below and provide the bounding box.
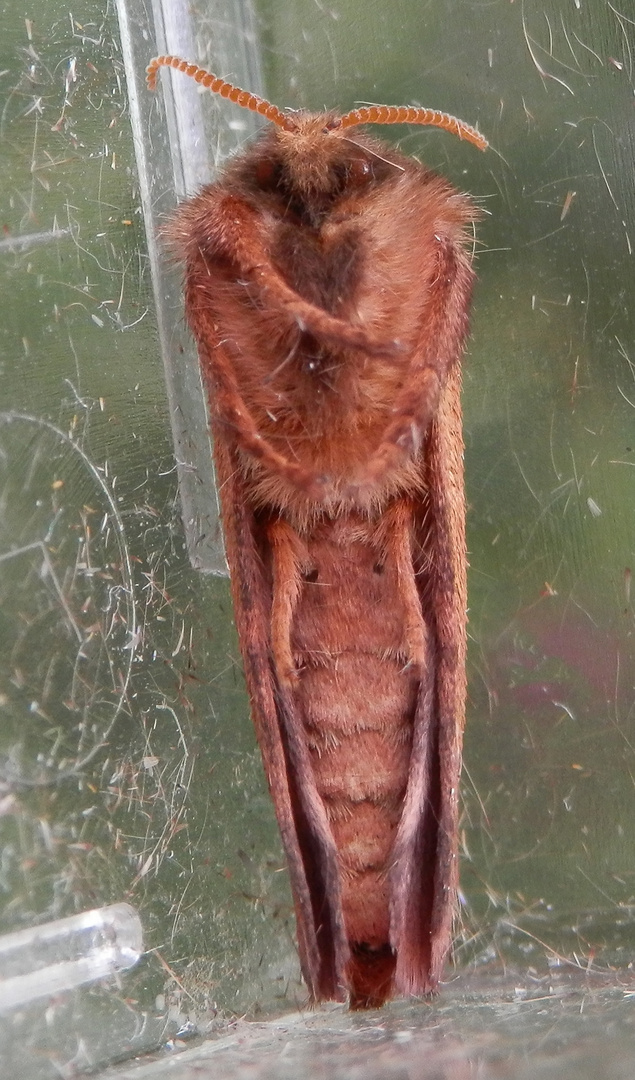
[0,0,634,1072]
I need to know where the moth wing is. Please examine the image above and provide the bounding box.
[171,191,351,1002]
[424,360,467,982]
[390,326,467,996]
[206,368,350,1003]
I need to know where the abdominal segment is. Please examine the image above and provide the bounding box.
[288,513,428,984]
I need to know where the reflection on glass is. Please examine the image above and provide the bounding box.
[0,903,143,1012]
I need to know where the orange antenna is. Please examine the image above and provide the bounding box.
[146,55,296,131]
[146,55,488,150]
[338,106,488,151]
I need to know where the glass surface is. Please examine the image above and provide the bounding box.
[0,0,634,1076]
[98,979,635,1080]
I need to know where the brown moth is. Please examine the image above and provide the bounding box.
[147,55,486,1008]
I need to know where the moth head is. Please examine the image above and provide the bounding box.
[265,113,378,199]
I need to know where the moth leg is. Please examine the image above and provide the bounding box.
[210,195,398,356]
[268,518,313,685]
[347,237,473,493]
[191,304,328,497]
[375,499,429,669]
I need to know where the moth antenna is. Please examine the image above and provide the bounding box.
[338,106,488,151]
[147,56,487,149]
[146,55,297,132]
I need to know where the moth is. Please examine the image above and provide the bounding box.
[147,55,486,1008]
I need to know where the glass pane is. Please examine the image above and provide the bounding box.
[0,0,634,1076]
